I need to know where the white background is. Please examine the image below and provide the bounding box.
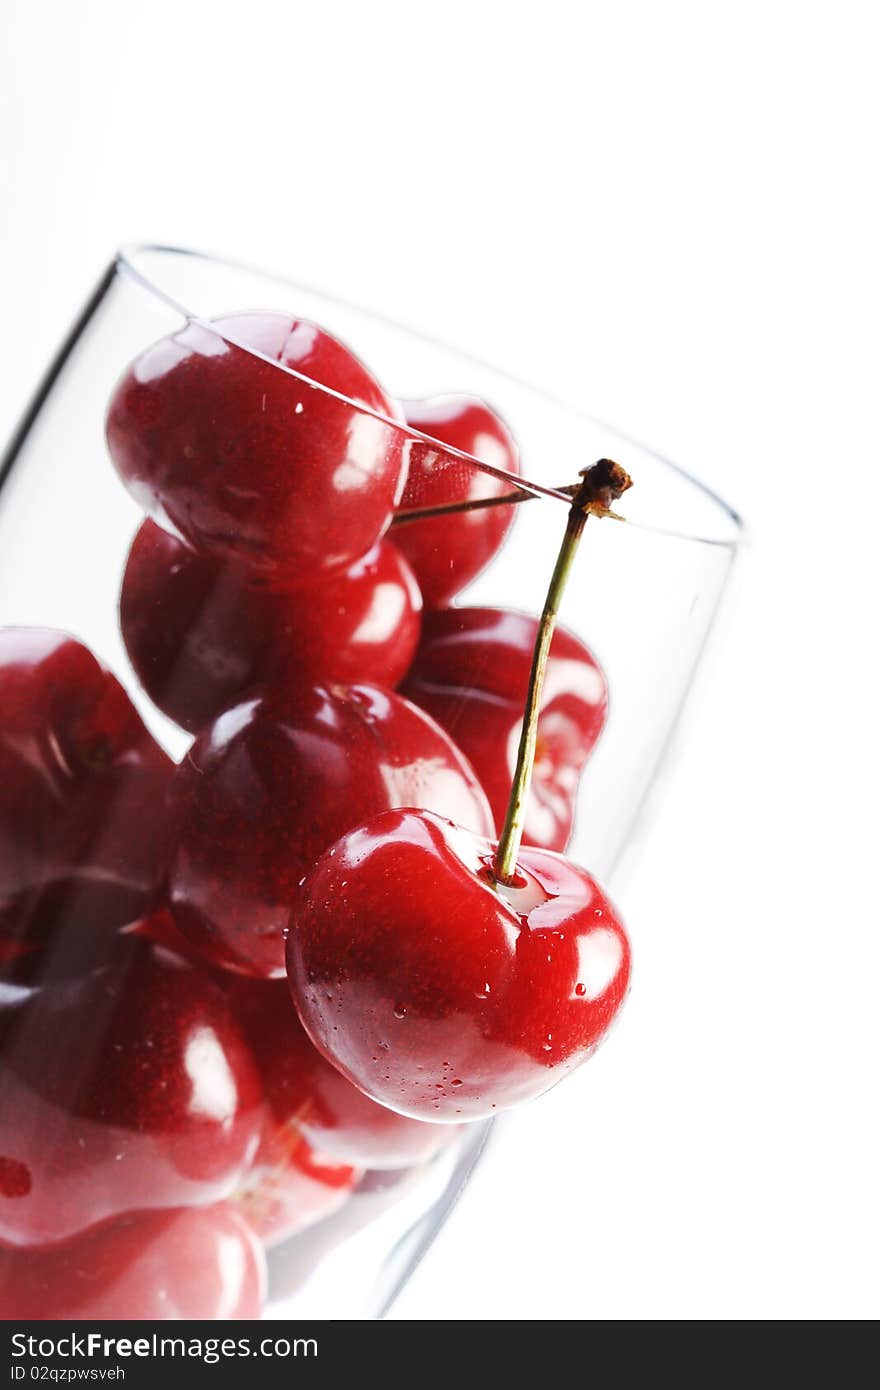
[1,0,877,1320]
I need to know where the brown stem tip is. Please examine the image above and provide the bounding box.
[571,458,633,520]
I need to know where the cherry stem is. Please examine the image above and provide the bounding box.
[492,458,633,886]
[391,483,582,526]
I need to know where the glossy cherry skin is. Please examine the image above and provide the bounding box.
[233,1120,359,1249]
[137,914,452,1171]
[224,976,455,1174]
[0,1205,266,1319]
[0,629,173,964]
[121,520,422,733]
[0,934,264,1247]
[124,924,362,1243]
[403,607,607,853]
[211,975,359,1246]
[168,684,494,979]
[394,396,520,607]
[106,312,406,581]
[287,809,630,1122]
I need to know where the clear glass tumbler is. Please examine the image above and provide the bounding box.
[0,246,742,1319]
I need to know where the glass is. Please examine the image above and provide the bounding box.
[0,246,742,1320]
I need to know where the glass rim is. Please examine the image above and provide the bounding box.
[115,242,746,551]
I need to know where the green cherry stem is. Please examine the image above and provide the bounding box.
[492,458,633,886]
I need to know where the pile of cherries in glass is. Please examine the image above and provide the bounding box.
[0,312,631,1319]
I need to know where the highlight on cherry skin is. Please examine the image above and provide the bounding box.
[0,627,173,967]
[106,311,407,581]
[286,808,631,1123]
[403,606,608,853]
[121,519,423,733]
[0,1205,266,1321]
[395,395,521,608]
[167,682,494,979]
[0,932,265,1247]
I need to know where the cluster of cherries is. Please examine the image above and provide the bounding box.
[0,311,631,1320]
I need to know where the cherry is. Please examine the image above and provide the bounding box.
[168,683,494,979]
[0,629,173,965]
[0,933,264,1246]
[120,520,422,733]
[135,917,454,1250]
[202,977,360,1248]
[286,462,634,1123]
[403,607,607,853]
[286,808,630,1121]
[233,1124,359,1249]
[0,1205,266,1319]
[224,975,456,1172]
[393,395,520,607]
[106,312,407,581]
[131,921,430,1238]
[135,914,451,1170]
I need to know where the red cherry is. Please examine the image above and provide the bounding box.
[403,607,607,852]
[286,808,630,1122]
[134,915,450,1171]
[106,313,406,581]
[0,1205,266,1319]
[215,979,359,1247]
[225,976,455,1172]
[0,934,264,1246]
[120,521,422,733]
[131,914,452,1244]
[0,629,173,964]
[168,684,494,979]
[394,396,520,607]
[233,1126,358,1249]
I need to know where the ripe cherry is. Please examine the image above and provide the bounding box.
[0,629,173,965]
[233,1126,359,1249]
[0,1205,266,1319]
[136,913,452,1171]
[200,973,360,1248]
[393,395,520,607]
[403,607,607,853]
[287,808,630,1121]
[120,521,422,733]
[286,462,633,1123]
[132,919,439,1238]
[106,312,406,581]
[224,976,456,1172]
[168,683,494,979]
[0,933,264,1247]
